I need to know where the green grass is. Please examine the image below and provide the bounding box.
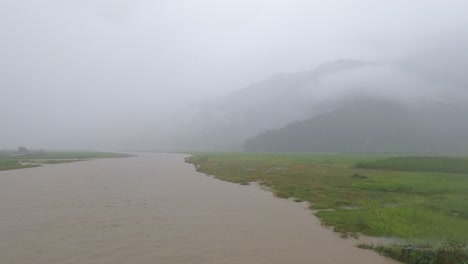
[358,241,468,264]
[186,153,468,243]
[0,151,133,171]
[187,153,468,263]
[37,159,84,164]
[356,156,468,174]
[0,160,40,171]
[0,151,133,160]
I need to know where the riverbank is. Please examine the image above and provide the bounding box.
[0,151,133,171]
[186,153,468,264]
[0,153,398,264]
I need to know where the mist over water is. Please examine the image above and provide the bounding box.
[1,0,468,151]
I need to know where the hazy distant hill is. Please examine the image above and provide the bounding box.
[244,99,468,154]
[164,58,468,152]
[170,59,377,150]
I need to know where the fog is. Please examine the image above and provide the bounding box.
[1,0,468,151]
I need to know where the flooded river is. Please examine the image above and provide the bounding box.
[0,153,399,264]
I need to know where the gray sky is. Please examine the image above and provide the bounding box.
[1,0,468,149]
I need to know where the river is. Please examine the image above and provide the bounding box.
[0,153,399,263]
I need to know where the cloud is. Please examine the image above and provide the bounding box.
[1,0,467,149]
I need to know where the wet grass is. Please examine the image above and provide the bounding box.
[0,151,133,160]
[358,241,468,264]
[186,153,468,244]
[0,151,133,171]
[37,159,84,164]
[0,160,40,171]
[356,156,468,174]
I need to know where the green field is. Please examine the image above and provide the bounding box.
[356,156,468,174]
[0,151,133,171]
[186,153,468,263]
[0,159,41,171]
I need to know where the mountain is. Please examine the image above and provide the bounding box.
[244,98,468,154]
[167,59,381,150]
[158,58,467,152]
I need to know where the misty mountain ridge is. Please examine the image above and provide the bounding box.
[4,1,468,152]
[168,59,381,150]
[245,98,468,154]
[164,58,465,151]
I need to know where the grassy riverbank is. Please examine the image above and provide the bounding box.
[0,151,133,171]
[186,153,468,263]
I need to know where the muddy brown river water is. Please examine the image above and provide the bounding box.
[0,153,399,264]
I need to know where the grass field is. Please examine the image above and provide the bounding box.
[356,156,468,174]
[0,151,133,171]
[186,153,468,263]
[0,159,41,171]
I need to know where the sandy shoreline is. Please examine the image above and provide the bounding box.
[0,153,399,264]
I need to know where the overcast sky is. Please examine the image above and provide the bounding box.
[1,0,468,149]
